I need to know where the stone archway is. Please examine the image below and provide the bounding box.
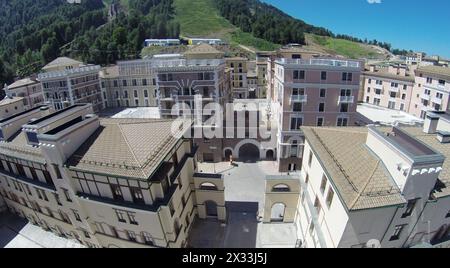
[270,203,286,222]
[234,139,263,160]
[266,149,274,160]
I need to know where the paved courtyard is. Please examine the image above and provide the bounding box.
[0,213,84,248]
[189,161,298,248]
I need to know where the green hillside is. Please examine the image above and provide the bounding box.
[173,0,280,51]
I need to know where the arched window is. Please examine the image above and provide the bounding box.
[272,184,290,192]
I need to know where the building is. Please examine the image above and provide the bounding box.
[187,38,223,46]
[406,52,425,65]
[0,103,226,248]
[38,57,103,112]
[0,97,26,119]
[410,65,450,119]
[154,54,230,119]
[226,57,249,99]
[4,77,45,109]
[271,58,362,172]
[99,66,120,109]
[279,117,450,248]
[144,39,181,47]
[362,65,415,112]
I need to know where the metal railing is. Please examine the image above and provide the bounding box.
[278,58,360,68]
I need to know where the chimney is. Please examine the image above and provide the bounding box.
[423,112,440,134]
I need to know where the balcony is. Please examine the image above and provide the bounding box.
[389,87,400,93]
[338,96,355,104]
[290,95,308,104]
[432,97,443,105]
[421,94,431,101]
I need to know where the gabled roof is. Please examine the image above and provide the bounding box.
[42,57,83,70]
[416,65,450,78]
[7,78,39,90]
[67,118,190,180]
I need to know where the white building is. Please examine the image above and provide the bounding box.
[144,39,181,47]
[291,119,450,248]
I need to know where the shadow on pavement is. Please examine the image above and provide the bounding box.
[0,212,28,248]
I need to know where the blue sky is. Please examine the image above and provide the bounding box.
[261,0,450,58]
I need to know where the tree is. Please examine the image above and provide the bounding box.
[113,27,127,46]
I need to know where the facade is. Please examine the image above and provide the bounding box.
[38,57,103,112]
[410,66,450,119]
[144,39,181,47]
[281,120,450,248]
[4,77,45,109]
[0,97,26,119]
[0,103,226,248]
[154,57,230,119]
[272,58,362,172]
[187,38,223,46]
[362,65,415,112]
[226,57,249,99]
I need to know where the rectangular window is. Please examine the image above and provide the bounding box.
[130,187,144,204]
[293,70,305,79]
[326,188,334,208]
[314,196,321,214]
[134,90,138,98]
[132,79,137,86]
[73,210,81,222]
[308,151,313,167]
[320,89,326,98]
[317,117,324,127]
[293,102,303,112]
[320,175,327,194]
[62,188,72,202]
[52,164,62,179]
[142,79,147,86]
[342,72,353,81]
[142,232,154,246]
[122,80,127,87]
[340,103,349,113]
[127,212,138,225]
[337,118,348,127]
[127,231,137,242]
[110,184,123,201]
[390,225,406,241]
[115,210,126,223]
[321,71,327,80]
[402,200,417,218]
[144,90,148,98]
[54,193,62,206]
[290,117,303,130]
[319,103,325,112]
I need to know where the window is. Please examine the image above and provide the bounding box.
[142,79,147,86]
[54,193,62,206]
[122,80,127,87]
[390,225,406,241]
[314,197,321,214]
[134,90,138,98]
[337,118,348,127]
[144,90,148,98]
[110,184,123,201]
[53,164,62,179]
[132,79,137,86]
[446,210,450,218]
[326,188,334,208]
[142,232,154,246]
[391,82,399,88]
[439,80,446,86]
[402,94,406,100]
[62,188,72,202]
[367,87,371,93]
[402,200,417,218]
[319,103,325,112]
[115,210,126,223]
[127,211,138,225]
[130,187,144,204]
[368,79,372,84]
[293,102,303,112]
[436,93,443,99]
[320,88,326,98]
[293,70,305,80]
[320,175,327,194]
[342,72,353,81]
[340,103,349,113]
[317,117,324,127]
[290,117,303,130]
[36,188,48,201]
[73,210,81,222]
[426,77,433,84]
[390,92,397,98]
[127,231,137,242]
[308,151,313,167]
[321,71,327,80]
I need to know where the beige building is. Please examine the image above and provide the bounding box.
[226,57,249,99]
[38,57,103,112]
[0,103,226,248]
[362,65,415,112]
[0,97,26,119]
[4,77,44,109]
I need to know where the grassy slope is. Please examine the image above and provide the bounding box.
[173,0,279,51]
[306,34,386,59]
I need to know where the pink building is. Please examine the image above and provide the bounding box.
[362,65,415,112]
[273,58,362,172]
[411,66,450,119]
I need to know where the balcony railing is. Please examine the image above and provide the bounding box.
[389,87,400,93]
[432,97,443,105]
[290,95,308,104]
[421,94,431,101]
[338,96,355,104]
[278,58,360,68]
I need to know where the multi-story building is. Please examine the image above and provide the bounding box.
[154,57,230,119]
[99,65,119,109]
[410,66,450,119]
[0,103,226,248]
[0,97,26,119]
[226,57,249,99]
[283,115,450,248]
[38,57,103,112]
[362,65,415,112]
[4,77,45,109]
[272,58,362,172]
